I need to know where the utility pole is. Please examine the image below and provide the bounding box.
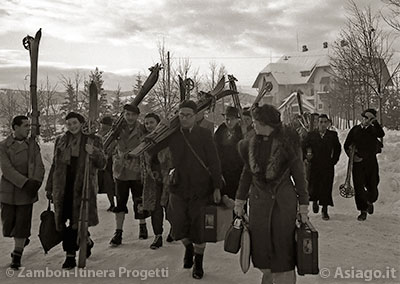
[167,51,171,98]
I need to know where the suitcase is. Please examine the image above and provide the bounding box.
[204,205,233,243]
[296,219,319,275]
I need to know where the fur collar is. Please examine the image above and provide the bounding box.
[248,126,300,182]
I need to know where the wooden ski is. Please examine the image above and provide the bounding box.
[103,63,161,155]
[227,75,247,135]
[129,77,238,156]
[22,29,41,178]
[78,81,98,268]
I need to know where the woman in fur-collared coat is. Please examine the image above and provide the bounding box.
[234,104,309,284]
[45,112,106,269]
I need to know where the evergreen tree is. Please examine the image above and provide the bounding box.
[60,81,78,115]
[112,84,124,114]
[82,67,105,116]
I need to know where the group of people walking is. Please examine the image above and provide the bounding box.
[0,99,385,283]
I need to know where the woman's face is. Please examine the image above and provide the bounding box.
[253,119,274,136]
[66,118,82,134]
[144,117,159,133]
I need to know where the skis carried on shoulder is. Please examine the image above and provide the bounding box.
[129,76,238,156]
[103,63,161,155]
[78,81,98,268]
[23,29,41,178]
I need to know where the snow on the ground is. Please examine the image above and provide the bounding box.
[0,130,399,284]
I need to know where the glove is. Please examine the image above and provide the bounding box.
[298,204,309,223]
[234,199,246,217]
[213,188,221,204]
[222,195,235,209]
[22,179,42,198]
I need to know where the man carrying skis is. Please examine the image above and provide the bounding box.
[0,115,45,269]
[110,104,149,246]
[344,108,385,221]
[145,100,222,279]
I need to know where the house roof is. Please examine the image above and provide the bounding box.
[252,48,331,88]
[278,92,316,113]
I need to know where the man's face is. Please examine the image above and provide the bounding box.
[179,108,196,129]
[144,117,159,133]
[66,118,82,134]
[242,115,253,128]
[318,117,329,132]
[361,112,375,127]
[225,116,239,130]
[14,119,30,139]
[124,110,139,126]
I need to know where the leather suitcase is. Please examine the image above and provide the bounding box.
[204,205,232,243]
[296,219,319,275]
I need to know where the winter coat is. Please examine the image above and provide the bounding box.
[214,123,244,199]
[113,122,145,181]
[142,148,171,211]
[236,127,309,272]
[0,136,45,205]
[302,130,341,205]
[150,125,222,200]
[344,122,385,160]
[45,132,106,231]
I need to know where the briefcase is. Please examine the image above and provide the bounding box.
[204,205,232,243]
[296,219,319,275]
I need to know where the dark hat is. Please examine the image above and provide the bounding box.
[65,112,85,123]
[251,104,281,128]
[223,106,240,118]
[242,107,251,117]
[100,116,113,126]
[123,104,140,114]
[361,108,377,118]
[144,112,161,123]
[179,100,198,113]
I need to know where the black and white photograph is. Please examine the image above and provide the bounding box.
[0,0,399,283]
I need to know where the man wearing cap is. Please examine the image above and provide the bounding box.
[147,100,222,279]
[214,106,244,201]
[0,115,45,270]
[110,104,149,246]
[98,116,116,212]
[344,108,385,221]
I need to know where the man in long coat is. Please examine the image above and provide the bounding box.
[0,115,44,269]
[302,114,341,220]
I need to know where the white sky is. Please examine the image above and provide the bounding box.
[0,0,395,90]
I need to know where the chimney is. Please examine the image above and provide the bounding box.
[302,45,308,52]
[323,42,328,48]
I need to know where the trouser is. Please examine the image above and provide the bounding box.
[114,179,149,219]
[260,269,296,284]
[1,203,33,238]
[151,184,164,235]
[352,157,379,211]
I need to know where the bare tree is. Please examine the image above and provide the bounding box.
[0,90,22,135]
[330,0,399,125]
[382,0,400,32]
[38,76,59,141]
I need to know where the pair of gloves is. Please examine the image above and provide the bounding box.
[233,199,309,223]
[22,179,42,198]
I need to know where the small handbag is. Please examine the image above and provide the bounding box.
[224,217,243,254]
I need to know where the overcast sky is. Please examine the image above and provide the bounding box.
[0,0,394,91]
